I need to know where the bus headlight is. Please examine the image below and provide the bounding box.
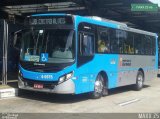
[59,76,66,84]
[58,71,73,84]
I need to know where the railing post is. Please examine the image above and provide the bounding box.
[2,20,8,85]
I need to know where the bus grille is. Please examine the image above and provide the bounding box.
[23,78,58,89]
[20,61,72,73]
[23,65,61,72]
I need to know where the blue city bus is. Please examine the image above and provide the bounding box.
[17,13,158,98]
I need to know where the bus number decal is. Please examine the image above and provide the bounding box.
[40,75,53,79]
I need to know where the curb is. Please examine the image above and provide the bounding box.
[0,88,18,99]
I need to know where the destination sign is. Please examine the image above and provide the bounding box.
[28,16,73,25]
[131,4,158,12]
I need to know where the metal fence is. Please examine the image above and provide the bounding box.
[0,29,2,84]
[0,19,16,85]
[0,20,4,85]
[0,20,23,85]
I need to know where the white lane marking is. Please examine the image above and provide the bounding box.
[118,98,140,106]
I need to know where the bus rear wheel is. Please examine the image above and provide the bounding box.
[90,74,105,99]
[134,71,144,91]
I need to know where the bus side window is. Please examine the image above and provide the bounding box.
[152,36,156,55]
[79,33,94,56]
[110,29,119,53]
[97,27,110,53]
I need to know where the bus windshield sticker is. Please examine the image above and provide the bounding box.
[40,53,48,62]
[24,54,40,62]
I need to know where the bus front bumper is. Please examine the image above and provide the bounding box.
[18,78,75,94]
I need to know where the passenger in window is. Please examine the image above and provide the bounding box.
[98,40,109,53]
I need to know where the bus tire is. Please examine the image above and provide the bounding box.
[102,86,108,97]
[90,74,104,99]
[134,71,144,91]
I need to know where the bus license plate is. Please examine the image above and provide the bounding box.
[34,84,43,89]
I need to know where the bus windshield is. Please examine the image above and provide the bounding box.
[20,29,75,63]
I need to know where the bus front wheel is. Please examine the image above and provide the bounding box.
[90,74,105,99]
[134,71,144,91]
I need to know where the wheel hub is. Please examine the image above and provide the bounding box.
[138,75,143,87]
[95,79,103,94]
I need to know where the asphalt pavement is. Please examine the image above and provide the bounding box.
[0,78,160,113]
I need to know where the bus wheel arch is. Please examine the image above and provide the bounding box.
[138,68,145,77]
